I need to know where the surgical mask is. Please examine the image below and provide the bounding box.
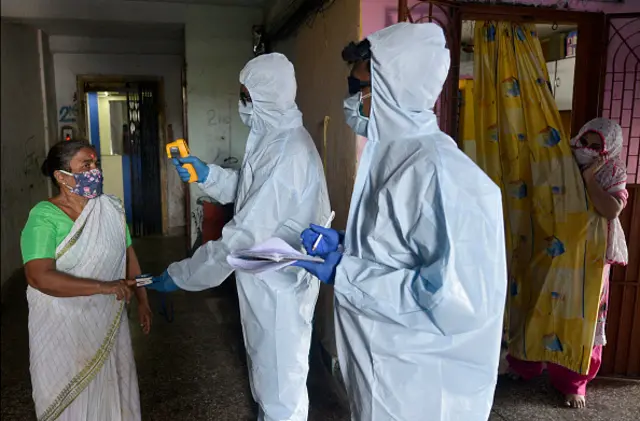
[60,168,103,199]
[573,134,606,168]
[572,147,601,168]
[344,92,370,137]
[348,75,370,95]
[239,101,253,127]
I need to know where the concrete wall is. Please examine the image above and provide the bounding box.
[49,36,184,56]
[273,0,360,363]
[184,5,263,243]
[41,33,58,151]
[276,0,360,231]
[52,52,186,231]
[1,22,54,289]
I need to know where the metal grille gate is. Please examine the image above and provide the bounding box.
[600,15,640,378]
[127,83,163,237]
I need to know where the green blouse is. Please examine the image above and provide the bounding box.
[21,201,132,264]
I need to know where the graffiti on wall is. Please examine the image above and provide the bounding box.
[207,109,231,127]
[59,93,79,123]
[23,135,42,178]
[58,105,78,123]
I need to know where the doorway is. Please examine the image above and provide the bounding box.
[78,77,168,238]
[457,21,578,162]
[403,2,638,377]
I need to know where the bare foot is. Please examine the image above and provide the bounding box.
[565,394,586,408]
[506,367,521,381]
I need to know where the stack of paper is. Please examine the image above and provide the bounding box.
[135,275,153,287]
[227,237,323,274]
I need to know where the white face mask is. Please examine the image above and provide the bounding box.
[343,92,370,137]
[572,147,601,168]
[238,101,253,127]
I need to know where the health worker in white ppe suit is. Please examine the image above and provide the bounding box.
[294,23,508,421]
[147,53,331,421]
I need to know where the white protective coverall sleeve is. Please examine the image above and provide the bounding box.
[168,151,304,291]
[198,165,239,205]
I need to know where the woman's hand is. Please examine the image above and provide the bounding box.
[582,158,624,220]
[137,302,153,334]
[582,157,606,182]
[101,280,136,303]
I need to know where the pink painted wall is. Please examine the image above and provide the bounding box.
[361,0,640,38]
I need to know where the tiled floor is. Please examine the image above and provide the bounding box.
[1,236,638,420]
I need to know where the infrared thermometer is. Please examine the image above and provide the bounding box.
[166,139,198,183]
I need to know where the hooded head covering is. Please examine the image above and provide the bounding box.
[366,22,451,143]
[570,117,623,167]
[571,118,628,265]
[570,118,627,192]
[334,22,506,421]
[239,53,302,131]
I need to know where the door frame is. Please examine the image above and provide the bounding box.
[399,0,607,139]
[181,61,192,249]
[76,75,169,236]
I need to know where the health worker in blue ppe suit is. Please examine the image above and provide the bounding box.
[148,53,331,421]
[294,23,508,421]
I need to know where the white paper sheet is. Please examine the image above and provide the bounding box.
[136,275,153,287]
[227,237,323,274]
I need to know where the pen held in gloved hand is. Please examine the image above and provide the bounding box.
[312,211,336,252]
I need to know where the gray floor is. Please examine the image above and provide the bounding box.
[2,236,638,420]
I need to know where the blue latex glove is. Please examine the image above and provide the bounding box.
[300,225,344,258]
[145,270,180,292]
[293,252,343,285]
[172,156,210,183]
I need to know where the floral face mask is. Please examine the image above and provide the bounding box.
[59,168,104,199]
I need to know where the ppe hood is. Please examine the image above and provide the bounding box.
[366,22,450,143]
[239,53,302,131]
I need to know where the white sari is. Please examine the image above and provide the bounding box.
[27,195,141,421]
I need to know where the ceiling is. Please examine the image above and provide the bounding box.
[16,18,185,40]
[461,22,577,44]
[127,0,266,7]
[2,0,270,40]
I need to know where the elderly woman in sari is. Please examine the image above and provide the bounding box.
[507,118,629,408]
[21,140,151,421]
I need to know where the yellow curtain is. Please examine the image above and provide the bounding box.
[470,22,608,374]
[458,80,477,163]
